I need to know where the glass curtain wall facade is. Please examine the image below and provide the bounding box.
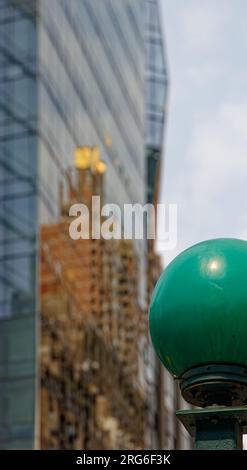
[0,0,145,449]
[38,0,145,223]
[145,0,172,449]
[145,0,168,203]
[0,0,38,449]
[38,0,146,308]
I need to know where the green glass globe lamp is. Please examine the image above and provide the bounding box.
[149,238,247,407]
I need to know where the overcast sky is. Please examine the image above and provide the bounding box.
[159,0,247,265]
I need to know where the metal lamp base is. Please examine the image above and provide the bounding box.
[176,406,247,449]
[180,364,247,407]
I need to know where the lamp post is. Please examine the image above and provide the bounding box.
[149,238,247,449]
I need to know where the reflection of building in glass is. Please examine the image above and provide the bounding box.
[0,0,189,450]
[0,0,145,449]
[38,0,145,218]
[0,0,145,450]
[40,157,149,449]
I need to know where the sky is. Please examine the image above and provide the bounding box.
[159,0,247,265]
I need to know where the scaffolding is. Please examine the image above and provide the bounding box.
[39,151,149,449]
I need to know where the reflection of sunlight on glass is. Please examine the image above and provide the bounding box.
[208,259,219,271]
[202,257,226,278]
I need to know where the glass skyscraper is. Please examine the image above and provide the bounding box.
[0,0,169,449]
[0,0,38,449]
[38,0,145,220]
[144,0,179,451]
[145,0,168,203]
[0,0,145,449]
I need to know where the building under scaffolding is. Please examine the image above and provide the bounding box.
[0,0,147,449]
[0,0,191,450]
[40,151,149,449]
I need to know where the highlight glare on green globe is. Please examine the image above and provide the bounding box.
[149,238,247,377]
